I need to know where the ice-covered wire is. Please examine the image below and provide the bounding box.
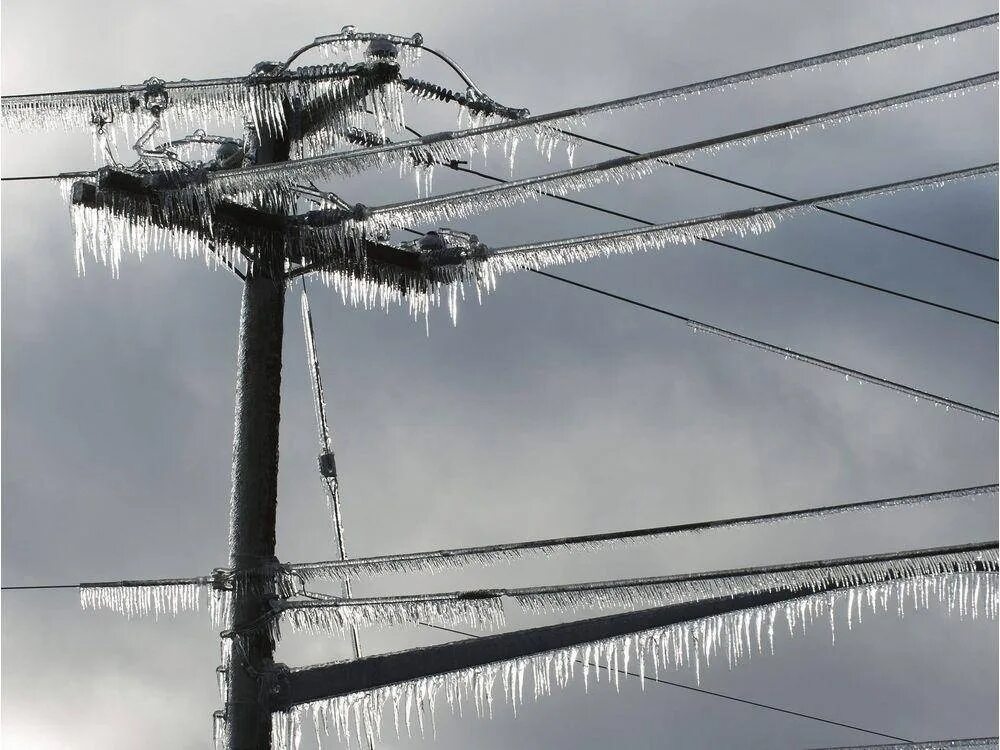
[808,739,998,750]
[486,164,998,265]
[2,61,397,141]
[532,268,999,422]
[355,73,998,235]
[289,485,997,582]
[283,541,996,633]
[209,14,998,192]
[79,576,210,618]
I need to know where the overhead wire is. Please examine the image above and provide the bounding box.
[288,484,998,580]
[203,15,999,190]
[284,540,997,613]
[357,74,998,235]
[445,162,996,324]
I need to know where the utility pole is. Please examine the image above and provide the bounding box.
[223,121,291,750]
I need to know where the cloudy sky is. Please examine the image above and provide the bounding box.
[2,1,998,748]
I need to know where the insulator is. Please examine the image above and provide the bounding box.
[367,37,399,60]
[318,452,338,478]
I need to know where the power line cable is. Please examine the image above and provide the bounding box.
[358,74,997,235]
[557,128,997,262]
[447,163,996,324]
[283,541,995,615]
[290,484,997,580]
[204,15,999,191]
[420,622,913,742]
[527,268,997,421]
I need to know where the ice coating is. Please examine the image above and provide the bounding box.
[1,62,405,142]
[271,571,998,750]
[279,593,506,635]
[810,740,998,750]
[282,543,997,632]
[352,75,998,238]
[290,485,998,583]
[79,579,207,619]
[483,164,998,271]
[208,16,999,193]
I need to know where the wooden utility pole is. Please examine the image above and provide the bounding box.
[223,123,291,750]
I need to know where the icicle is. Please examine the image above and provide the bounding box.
[208,20,998,193]
[279,546,998,634]
[79,580,206,619]
[279,592,506,634]
[276,573,997,748]
[350,74,997,238]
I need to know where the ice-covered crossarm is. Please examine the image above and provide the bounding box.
[352,73,998,237]
[270,557,997,749]
[207,14,998,193]
[289,484,998,582]
[281,542,997,633]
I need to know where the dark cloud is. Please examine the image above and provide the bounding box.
[2,1,997,747]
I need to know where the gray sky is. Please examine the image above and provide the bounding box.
[2,1,998,748]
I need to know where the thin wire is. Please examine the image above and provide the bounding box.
[396,220,998,422]
[449,164,997,324]
[489,164,997,258]
[288,540,996,609]
[363,73,998,228]
[2,584,78,591]
[558,129,997,262]
[289,484,997,579]
[419,623,912,742]
[208,15,999,187]
[1,174,62,182]
[528,269,998,421]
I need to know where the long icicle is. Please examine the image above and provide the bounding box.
[353,73,998,236]
[211,14,998,192]
[272,568,998,749]
[300,285,365,662]
[289,484,998,582]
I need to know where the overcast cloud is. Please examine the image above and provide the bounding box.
[2,1,998,748]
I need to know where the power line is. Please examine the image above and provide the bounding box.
[290,484,997,580]
[2,583,78,591]
[394,215,999,421]
[528,269,998,421]
[448,164,997,324]
[204,15,999,191]
[283,541,995,618]
[419,622,912,742]
[361,74,998,234]
[1,174,63,182]
[558,128,997,263]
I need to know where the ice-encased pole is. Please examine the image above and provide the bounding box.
[223,120,290,750]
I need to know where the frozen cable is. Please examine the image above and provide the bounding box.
[207,14,998,190]
[289,484,998,582]
[355,73,997,235]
